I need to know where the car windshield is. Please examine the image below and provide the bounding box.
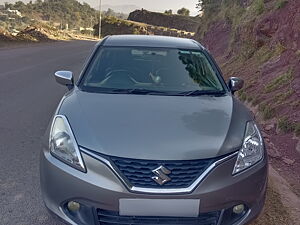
[80,47,226,96]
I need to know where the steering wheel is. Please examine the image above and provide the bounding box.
[102,69,137,86]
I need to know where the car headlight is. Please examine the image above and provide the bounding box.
[233,121,264,175]
[49,115,85,172]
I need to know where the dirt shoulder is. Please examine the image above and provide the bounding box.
[243,101,300,225]
[251,165,300,225]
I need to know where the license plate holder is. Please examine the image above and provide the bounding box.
[119,199,200,217]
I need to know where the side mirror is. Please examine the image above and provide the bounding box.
[54,71,74,86]
[228,77,244,93]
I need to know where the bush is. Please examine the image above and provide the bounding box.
[258,103,275,120]
[238,89,248,102]
[177,7,190,16]
[277,118,300,136]
[276,0,288,9]
[264,70,293,93]
[254,0,265,15]
[278,117,295,133]
[252,97,261,106]
[247,96,254,103]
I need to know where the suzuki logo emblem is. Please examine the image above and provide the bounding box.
[152,165,171,185]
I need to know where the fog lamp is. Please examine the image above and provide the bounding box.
[67,201,80,212]
[233,204,245,214]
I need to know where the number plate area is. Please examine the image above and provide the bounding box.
[119,199,200,217]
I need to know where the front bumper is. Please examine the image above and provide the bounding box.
[40,148,268,225]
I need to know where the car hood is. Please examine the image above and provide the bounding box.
[58,89,253,160]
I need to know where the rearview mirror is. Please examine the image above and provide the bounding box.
[54,71,74,86]
[228,77,244,93]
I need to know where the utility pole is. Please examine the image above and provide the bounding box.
[98,0,102,39]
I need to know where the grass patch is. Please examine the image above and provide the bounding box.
[275,0,288,9]
[277,118,300,136]
[256,46,274,63]
[255,44,286,64]
[274,43,286,56]
[291,100,300,109]
[252,96,261,106]
[240,92,248,102]
[253,0,265,15]
[274,89,293,103]
[240,41,257,60]
[264,69,293,93]
[238,89,248,102]
[278,117,295,133]
[247,96,254,103]
[259,103,276,120]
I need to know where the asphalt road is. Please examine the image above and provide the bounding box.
[0,40,97,225]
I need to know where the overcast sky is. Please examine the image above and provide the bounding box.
[0,0,199,15]
[98,0,198,13]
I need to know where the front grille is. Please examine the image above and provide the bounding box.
[97,209,221,225]
[110,156,216,189]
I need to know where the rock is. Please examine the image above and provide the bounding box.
[267,146,281,158]
[265,124,275,131]
[282,157,295,165]
[256,19,278,38]
[255,36,266,48]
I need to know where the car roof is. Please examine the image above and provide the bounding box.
[100,35,204,50]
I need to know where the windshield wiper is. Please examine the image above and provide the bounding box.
[95,88,168,96]
[180,90,226,96]
[128,89,168,95]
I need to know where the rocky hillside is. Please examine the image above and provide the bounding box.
[94,16,194,39]
[128,9,199,32]
[0,24,88,47]
[195,0,300,197]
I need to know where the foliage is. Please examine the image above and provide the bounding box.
[177,7,190,16]
[164,9,173,15]
[255,44,286,64]
[197,0,221,15]
[258,103,275,120]
[274,89,293,104]
[237,89,247,102]
[278,117,295,133]
[6,0,98,29]
[275,0,288,9]
[253,0,265,15]
[278,117,300,136]
[264,70,293,93]
[103,8,128,19]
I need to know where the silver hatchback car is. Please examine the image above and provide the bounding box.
[40,35,268,225]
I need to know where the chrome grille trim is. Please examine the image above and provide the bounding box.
[80,147,238,194]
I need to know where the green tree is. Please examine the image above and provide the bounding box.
[177,7,190,16]
[10,0,99,29]
[164,9,173,15]
[197,0,222,15]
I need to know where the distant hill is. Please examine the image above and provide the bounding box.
[100,4,141,14]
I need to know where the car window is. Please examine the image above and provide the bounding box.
[80,47,225,96]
